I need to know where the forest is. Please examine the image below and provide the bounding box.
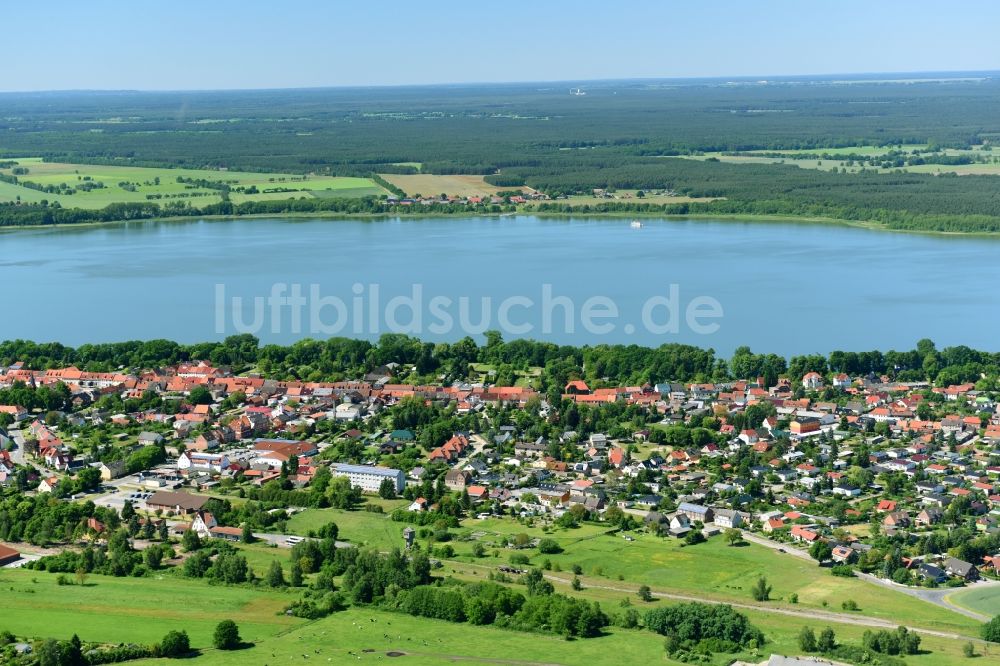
[3,75,1000,231]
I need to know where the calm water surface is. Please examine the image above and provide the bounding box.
[2,216,998,356]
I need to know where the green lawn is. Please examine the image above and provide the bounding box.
[946,585,1000,616]
[0,568,301,647]
[286,507,407,550]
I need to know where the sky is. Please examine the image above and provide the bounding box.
[4,0,999,91]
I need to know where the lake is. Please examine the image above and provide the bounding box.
[2,215,998,356]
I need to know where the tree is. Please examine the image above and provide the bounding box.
[638,585,653,602]
[963,642,975,657]
[36,639,63,666]
[159,629,191,657]
[818,626,836,651]
[378,477,397,499]
[213,620,241,650]
[983,614,1000,642]
[266,560,286,587]
[188,385,213,405]
[241,522,254,544]
[289,558,303,587]
[181,528,201,552]
[809,540,833,563]
[751,576,771,602]
[724,528,743,546]
[798,626,817,652]
[571,575,582,591]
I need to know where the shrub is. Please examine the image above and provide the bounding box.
[982,614,1000,643]
[537,538,562,554]
[158,630,191,658]
[213,620,241,650]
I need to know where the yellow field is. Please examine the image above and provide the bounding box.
[378,173,512,197]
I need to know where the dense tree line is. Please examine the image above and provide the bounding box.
[1,335,996,392]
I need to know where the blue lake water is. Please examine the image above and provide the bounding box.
[2,215,998,356]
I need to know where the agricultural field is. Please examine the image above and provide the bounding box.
[0,158,389,209]
[378,173,512,198]
[682,144,1000,176]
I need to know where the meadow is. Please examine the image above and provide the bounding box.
[0,158,388,209]
[276,506,982,637]
[286,506,409,551]
[683,144,1000,176]
[3,568,991,666]
[0,568,302,647]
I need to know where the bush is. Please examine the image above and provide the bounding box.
[537,538,562,554]
[213,620,241,650]
[830,565,855,577]
[158,630,191,658]
[751,576,771,602]
[983,614,1000,643]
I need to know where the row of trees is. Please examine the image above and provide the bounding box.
[1,334,992,390]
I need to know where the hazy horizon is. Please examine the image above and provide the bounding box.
[6,0,999,92]
[1,68,997,95]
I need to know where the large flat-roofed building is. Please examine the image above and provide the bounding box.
[331,463,404,494]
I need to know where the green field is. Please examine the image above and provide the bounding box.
[447,528,980,635]
[947,585,1000,617]
[0,158,388,209]
[282,507,981,637]
[682,144,1000,176]
[0,568,301,647]
[3,570,990,666]
[286,507,408,550]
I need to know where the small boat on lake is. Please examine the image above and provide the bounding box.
[630,219,643,229]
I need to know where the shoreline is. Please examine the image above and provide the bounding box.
[2,208,1000,239]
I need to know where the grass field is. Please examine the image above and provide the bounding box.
[378,173,511,197]
[1,559,990,666]
[278,507,982,636]
[286,507,407,550]
[0,158,388,209]
[946,585,1000,617]
[682,144,1000,176]
[0,568,301,647]
[447,528,980,635]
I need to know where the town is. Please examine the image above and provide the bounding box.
[2,336,1000,663]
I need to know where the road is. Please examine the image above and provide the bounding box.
[856,571,999,622]
[739,530,815,562]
